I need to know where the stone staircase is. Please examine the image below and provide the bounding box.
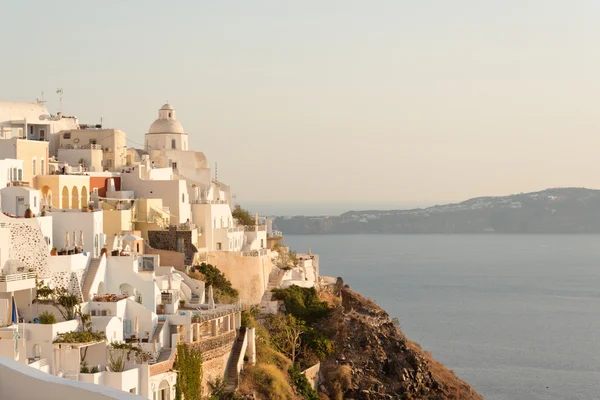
[152,320,165,343]
[156,347,172,363]
[261,269,286,303]
[225,328,247,392]
[81,257,102,301]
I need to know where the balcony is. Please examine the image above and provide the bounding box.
[0,271,36,292]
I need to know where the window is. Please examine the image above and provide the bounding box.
[171,139,176,149]
[168,112,172,118]
[261,239,264,248]
[39,129,45,141]
[177,237,185,253]
[216,242,222,250]
[32,158,36,176]
[18,169,22,181]
[63,132,71,139]
[181,193,185,203]
[40,159,45,175]
[34,196,37,207]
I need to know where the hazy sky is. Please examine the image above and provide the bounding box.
[2,1,600,213]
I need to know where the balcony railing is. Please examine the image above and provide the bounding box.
[242,249,268,257]
[190,199,228,205]
[59,144,103,150]
[0,271,36,282]
[243,225,266,232]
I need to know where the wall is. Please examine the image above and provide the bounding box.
[49,210,104,257]
[89,176,121,198]
[0,212,51,277]
[0,357,143,400]
[57,147,103,172]
[59,129,127,171]
[0,138,51,185]
[120,172,189,224]
[145,247,184,270]
[103,209,132,238]
[207,252,271,305]
[0,186,40,216]
[301,363,321,391]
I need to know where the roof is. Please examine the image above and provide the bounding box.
[161,103,174,110]
[148,118,185,134]
[0,100,52,124]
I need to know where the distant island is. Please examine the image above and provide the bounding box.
[274,188,600,234]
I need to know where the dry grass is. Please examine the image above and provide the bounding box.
[239,364,295,400]
[321,364,352,400]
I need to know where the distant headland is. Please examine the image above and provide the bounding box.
[274,188,600,234]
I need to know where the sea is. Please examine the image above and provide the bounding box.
[284,234,600,400]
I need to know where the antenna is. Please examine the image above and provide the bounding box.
[214,162,218,181]
[36,91,46,105]
[56,89,63,113]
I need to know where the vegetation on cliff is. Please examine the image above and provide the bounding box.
[237,283,482,400]
[190,263,239,303]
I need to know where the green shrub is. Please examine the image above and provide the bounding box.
[271,286,330,323]
[38,311,57,324]
[288,366,319,400]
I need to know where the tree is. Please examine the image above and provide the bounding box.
[265,314,307,364]
[231,205,255,226]
[174,344,203,400]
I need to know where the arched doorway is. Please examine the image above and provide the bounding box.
[80,186,88,209]
[40,186,53,208]
[97,281,105,296]
[157,379,170,400]
[119,283,136,297]
[61,186,69,209]
[71,186,79,209]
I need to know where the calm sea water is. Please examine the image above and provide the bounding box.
[284,234,600,400]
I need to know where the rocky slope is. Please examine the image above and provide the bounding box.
[274,187,600,234]
[318,284,483,400]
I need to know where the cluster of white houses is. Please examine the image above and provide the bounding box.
[0,100,320,399]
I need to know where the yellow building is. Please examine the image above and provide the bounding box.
[0,138,49,185]
[33,175,91,210]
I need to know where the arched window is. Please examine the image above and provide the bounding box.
[40,158,45,175]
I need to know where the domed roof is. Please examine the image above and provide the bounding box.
[161,103,174,110]
[148,118,185,134]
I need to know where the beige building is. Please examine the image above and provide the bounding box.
[59,128,127,171]
[0,138,49,185]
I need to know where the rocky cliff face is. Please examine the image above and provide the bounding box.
[318,286,483,400]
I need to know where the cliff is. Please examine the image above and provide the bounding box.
[274,187,600,234]
[317,285,483,400]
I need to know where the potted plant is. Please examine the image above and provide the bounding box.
[58,248,67,256]
[157,303,165,314]
[179,299,186,308]
[100,247,108,257]
[50,247,58,256]
[82,206,89,212]
[89,205,95,212]
[111,249,120,256]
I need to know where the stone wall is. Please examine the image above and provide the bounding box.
[147,227,195,265]
[207,252,272,305]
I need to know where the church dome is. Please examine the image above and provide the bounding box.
[148,118,185,134]
[147,103,186,134]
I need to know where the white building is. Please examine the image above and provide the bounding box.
[0,186,41,216]
[0,159,24,189]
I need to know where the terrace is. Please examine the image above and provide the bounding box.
[0,271,36,292]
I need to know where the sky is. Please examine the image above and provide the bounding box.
[2,1,600,215]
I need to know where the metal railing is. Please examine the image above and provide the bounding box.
[242,249,268,257]
[190,199,228,205]
[0,271,36,282]
[59,144,103,150]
